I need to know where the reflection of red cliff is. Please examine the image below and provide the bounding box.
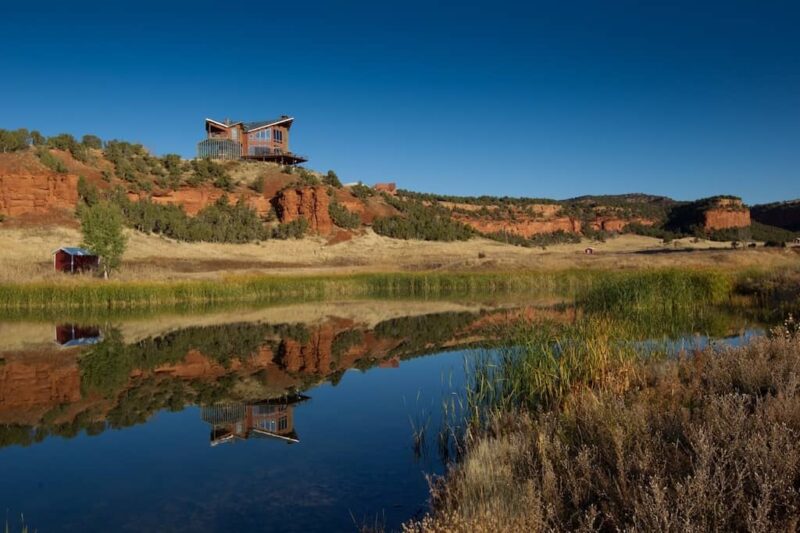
[0,349,82,424]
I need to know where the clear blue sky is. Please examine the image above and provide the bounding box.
[2,0,798,204]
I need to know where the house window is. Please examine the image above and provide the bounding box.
[273,129,283,143]
[278,417,288,431]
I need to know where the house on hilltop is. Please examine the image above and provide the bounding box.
[197,115,307,165]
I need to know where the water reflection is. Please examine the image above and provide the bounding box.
[0,297,784,532]
[0,299,765,451]
[202,395,310,446]
[54,324,102,347]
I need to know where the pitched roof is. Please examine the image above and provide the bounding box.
[53,247,96,256]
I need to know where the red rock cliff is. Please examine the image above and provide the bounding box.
[0,173,79,216]
[274,186,332,234]
[703,199,751,230]
[454,214,582,237]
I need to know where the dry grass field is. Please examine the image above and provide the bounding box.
[0,226,798,282]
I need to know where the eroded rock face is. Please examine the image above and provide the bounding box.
[146,187,226,216]
[704,209,751,230]
[588,217,656,233]
[454,215,582,237]
[703,199,751,230]
[0,173,79,216]
[274,185,332,234]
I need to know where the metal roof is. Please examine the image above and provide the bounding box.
[242,117,293,131]
[53,247,96,256]
[206,116,294,132]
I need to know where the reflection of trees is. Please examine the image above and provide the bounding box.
[79,323,309,397]
[375,312,478,355]
[0,298,763,451]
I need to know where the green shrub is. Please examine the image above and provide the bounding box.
[191,158,230,187]
[36,147,68,173]
[349,183,374,199]
[48,133,89,162]
[30,130,45,146]
[329,201,361,229]
[323,170,342,187]
[750,221,797,243]
[111,192,267,243]
[272,218,308,239]
[0,128,31,152]
[77,175,99,206]
[626,222,683,241]
[484,230,580,248]
[296,167,320,186]
[81,134,103,150]
[706,226,752,242]
[373,200,473,241]
[251,175,266,194]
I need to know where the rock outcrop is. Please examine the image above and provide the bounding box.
[704,207,751,231]
[454,215,582,237]
[274,185,332,234]
[0,172,79,216]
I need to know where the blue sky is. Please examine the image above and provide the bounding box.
[1,0,798,204]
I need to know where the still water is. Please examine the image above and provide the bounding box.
[0,299,772,532]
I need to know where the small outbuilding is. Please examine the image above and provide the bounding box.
[53,247,99,274]
[584,247,595,255]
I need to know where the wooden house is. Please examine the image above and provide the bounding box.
[53,247,99,274]
[197,116,307,164]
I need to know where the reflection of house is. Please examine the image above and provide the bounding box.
[200,394,310,446]
[55,324,102,347]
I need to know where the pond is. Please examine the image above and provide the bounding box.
[0,296,778,532]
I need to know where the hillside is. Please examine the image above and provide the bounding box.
[752,200,800,232]
[0,130,796,249]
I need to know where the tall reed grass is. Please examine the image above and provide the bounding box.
[0,267,742,311]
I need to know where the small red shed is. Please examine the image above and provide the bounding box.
[53,247,99,274]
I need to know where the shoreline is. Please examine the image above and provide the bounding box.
[0,265,788,311]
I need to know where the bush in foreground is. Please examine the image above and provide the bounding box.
[407,320,800,532]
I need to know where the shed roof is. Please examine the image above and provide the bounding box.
[53,247,96,256]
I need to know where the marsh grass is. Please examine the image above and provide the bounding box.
[406,320,800,532]
[0,267,746,312]
[0,269,605,311]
